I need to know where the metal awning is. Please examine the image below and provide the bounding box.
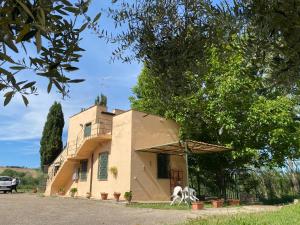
[135,140,230,155]
[135,140,231,198]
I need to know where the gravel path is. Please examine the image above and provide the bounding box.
[0,193,280,225]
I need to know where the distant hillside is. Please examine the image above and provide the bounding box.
[0,166,40,178]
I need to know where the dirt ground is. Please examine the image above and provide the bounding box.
[0,193,280,225]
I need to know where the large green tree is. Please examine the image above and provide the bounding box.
[109,0,300,165]
[132,43,300,163]
[130,42,300,197]
[40,101,64,168]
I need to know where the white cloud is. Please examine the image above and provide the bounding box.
[0,90,84,141]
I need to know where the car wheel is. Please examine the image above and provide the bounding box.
[4,191,7,194]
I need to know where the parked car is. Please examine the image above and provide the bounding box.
[0,176,13,193]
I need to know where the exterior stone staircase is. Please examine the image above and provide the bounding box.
[45,117,112,195]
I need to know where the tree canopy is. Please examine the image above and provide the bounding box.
[107,0,300,90]
[0,0,101,106]
[104,0,300,165]
[130,40,300,198]
[240,0,300,88]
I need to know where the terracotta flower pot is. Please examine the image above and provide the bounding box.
[113,192,121,201]
[58,191,65,196]
[192,201,204,210]
[212,199,224,208]
[101,192,108,200]
[228,199,240,206]
[86,192,91,199]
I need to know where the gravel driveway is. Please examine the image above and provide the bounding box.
[0,193,279,225]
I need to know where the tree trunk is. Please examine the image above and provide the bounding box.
[287,159,299,194]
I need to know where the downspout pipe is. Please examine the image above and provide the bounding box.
[90,153,94,195]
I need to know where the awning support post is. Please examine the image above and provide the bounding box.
[184,140,191,205]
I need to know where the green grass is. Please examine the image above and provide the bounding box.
[127,202,213,210]
[184,203,300,225]
[127,202,245,210]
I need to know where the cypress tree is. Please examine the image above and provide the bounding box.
[100,94,107,107]
[95,94,107,107]
[95,95,100,105]
[40,102,64,168]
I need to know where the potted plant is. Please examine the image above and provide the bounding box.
[101,192,108,200]
[113,192,121,201]
[227,199,240,206]
[192,201,204,210]
[124,191,132,204]
[70,188,77,197]
[86,192,91,199]
[110,166,118,178]
[58,187,65,196]
[32,187,38,193]
[211,199,224,208]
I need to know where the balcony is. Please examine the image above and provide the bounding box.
[66,118,112,159]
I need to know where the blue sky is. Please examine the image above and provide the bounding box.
[0,1,141,168]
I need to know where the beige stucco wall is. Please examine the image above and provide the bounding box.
[112,109,126,115]
[89,111,132,199]
[68,106,97,144]
[131,110,179,150]
[98,113,113,134]
[130,110,187,201]
[61,162,80,196]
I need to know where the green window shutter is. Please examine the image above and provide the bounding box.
[84,123,92,137]
[98,152,108,180]
[157,154,170,179]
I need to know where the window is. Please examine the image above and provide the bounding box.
[0,176,12,181]
[98,152,108,180]
[84,123,92,137]
[157,154,170,179]
[79,160,88,181]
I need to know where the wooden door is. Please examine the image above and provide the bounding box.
[170,169,184,193]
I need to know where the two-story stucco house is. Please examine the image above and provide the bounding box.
[45,105,227,201]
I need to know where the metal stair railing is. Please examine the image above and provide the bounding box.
[46,147,68,185]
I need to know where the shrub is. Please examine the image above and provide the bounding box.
[124,191,132,203]
[70,188,78,197]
